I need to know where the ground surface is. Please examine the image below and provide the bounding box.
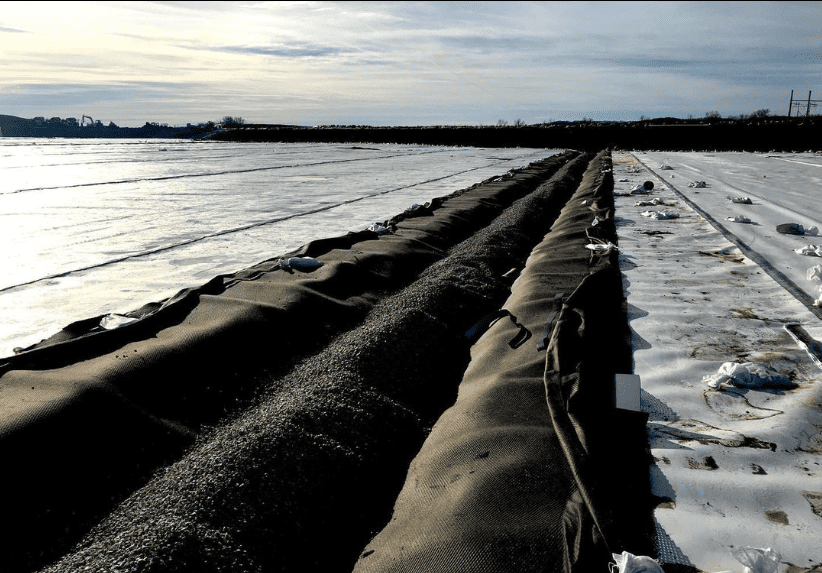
[615,151,822,572]
[637,151,822,311]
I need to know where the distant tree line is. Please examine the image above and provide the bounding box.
[209,114,822,151]
[221,116,246,126]
[492,108,779,127]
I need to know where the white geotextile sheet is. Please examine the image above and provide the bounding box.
[637,151,822,310]
[614,151,822,573]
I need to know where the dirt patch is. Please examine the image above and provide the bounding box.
[654,497,676,510]
[802,491,822,518]
[704,389,784,421]
[714,277,746,288]
[751,463,768,475]
[688,327,800,365]
[614,154,644,168]
[641,230,672,237]
[690,334,751,361]
[654,418,777,449]
[731,307,763,320]
[785,564,822,573]
[765,509,790,525]
[686,456,718,470]
[698,250,745,264]
[797,423,822,454]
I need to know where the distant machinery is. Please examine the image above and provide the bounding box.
[81,115,94,126]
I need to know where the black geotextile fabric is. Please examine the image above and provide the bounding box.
[353,150,657,573]
[0,152,580,573]
[0,154,587,571]
[35,154,593,573]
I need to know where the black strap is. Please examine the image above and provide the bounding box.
[465,309,532,349]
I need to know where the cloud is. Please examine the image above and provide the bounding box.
[0,82,188,110]
[205,44,345,59]
[0,25,29,33]
[437,35,554,55]
[603,58,705,69]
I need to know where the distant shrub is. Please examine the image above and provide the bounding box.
[705,111,722,119]
[751,108,770,118]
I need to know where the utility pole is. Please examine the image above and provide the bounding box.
[788,90,820,117]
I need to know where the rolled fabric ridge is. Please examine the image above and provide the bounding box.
[2,152,582,573]
[353,150,653,573]
[37,154,594,573]
[4,153,580,573]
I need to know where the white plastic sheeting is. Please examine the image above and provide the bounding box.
[609,551,664,573]
[702,362,794,389]
[641,210,679,220]
[614,151,822,572]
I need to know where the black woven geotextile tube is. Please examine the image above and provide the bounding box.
[465,308,532,348]
[542,265,655,571]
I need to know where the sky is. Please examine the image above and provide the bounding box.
[1,1,821,126]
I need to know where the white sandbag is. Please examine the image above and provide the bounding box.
[796,245,822,256]
[730,546,781,573]
[610,551,664,573]
[702,362,792,389]
[584,241,618,254]
[99,314,140,330]
[807,265,822,282]
[635,198,665,207]
[642,210,679,220]
[367,222,392,235]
